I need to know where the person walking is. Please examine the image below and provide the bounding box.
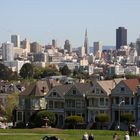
[88,133,94,140]
[82,132,88,140]
[124,131,130,140]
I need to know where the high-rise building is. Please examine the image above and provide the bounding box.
[2,42,14,61]
[84,29,88,55]
[52,39,57,48]
[30,42,42,53]
[64,40,72,53]
[136,37,140,56]
[11,35,20,47]
[93,41,102,56]
[21,38,30,53]
[116,27,127,50]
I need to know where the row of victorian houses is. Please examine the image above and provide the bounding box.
[0,78,139,128]
[14,78,140,129]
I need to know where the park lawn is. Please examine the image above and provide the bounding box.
[0,128,139,140]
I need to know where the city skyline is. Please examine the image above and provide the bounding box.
[0,0,140,47]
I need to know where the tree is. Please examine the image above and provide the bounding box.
[0,63,14,80]
[65,115,84,129]
[30,110,56,127]
[60,65,71,76]
[5,92,19,122]
[20,63,33,79]
[41,65,60,78]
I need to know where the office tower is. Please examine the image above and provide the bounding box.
[116,27,127,50]
[93,41,102,55]
[52,39,57,48]
[11,35,20,47]
[2,42,14,61]
[136,37,140,56]
[84,29,88,55]
[30,42,42,53]
[64,40,72,53]
[21,38,30,53]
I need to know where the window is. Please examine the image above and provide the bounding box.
[120,87,125,92]
[125,97,129,105]
[76,100,81,108]
[131,98,134,105]
[53,92,57,97]
[100,98,104,106]
[17,112,23,121]
[106,98,109,106]
[115,97,119,104]
[73,89,76,95]
[48,101,53,108]
[96,88,99,94]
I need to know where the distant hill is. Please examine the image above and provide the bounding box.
[103,45,115,50]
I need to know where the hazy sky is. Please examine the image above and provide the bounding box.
[0,0,140,47]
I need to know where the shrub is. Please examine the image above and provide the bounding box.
[95,114,110,122]
[65,115,84,129]
[16,121,26,128]
[34,110,56,127]
[120,113,135,123]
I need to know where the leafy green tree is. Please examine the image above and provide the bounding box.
[33,65,43,79]
[65,115,84,129]
[60,65,71,76]
[41,65,60,78]
[20,63,33,79]
[5,92,19,122]
[0,63,14,80]
[33,110,56,127]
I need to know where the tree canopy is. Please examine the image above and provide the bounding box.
[20,63,34,79]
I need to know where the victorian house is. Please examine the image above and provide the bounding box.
[86,79,122,123]
[45,83,92,128]
[16,80,51,124]
[111,79,140,125]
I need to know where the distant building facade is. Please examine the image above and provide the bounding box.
[116,27,127,50]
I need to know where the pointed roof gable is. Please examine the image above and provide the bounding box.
[122,79,140,93]
[97,78,123,95]
[47,83,92,97]
[20,80,50,97]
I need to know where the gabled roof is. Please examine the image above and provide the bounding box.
[20,80,50,97]
[122,79,140,93]
[97,78,123,95]
[47,83,92,97]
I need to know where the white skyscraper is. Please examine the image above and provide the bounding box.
[2,42,14,61]
[11,35,20,47]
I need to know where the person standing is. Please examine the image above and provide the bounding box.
[124,131,130,140]
[82,132,88,140]
[88,133,94,140]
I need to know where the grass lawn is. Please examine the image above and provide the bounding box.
[0,128,139,140]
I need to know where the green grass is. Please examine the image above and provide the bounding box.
[0,128,139,140]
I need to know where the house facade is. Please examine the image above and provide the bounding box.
[111,79,139,125]
[16,80,51,124]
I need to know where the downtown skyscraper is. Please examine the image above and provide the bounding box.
[116,27,127,50]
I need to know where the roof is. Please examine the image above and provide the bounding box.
[20,80,51,97]
[122,79,140,93]
[97,78,123,95]
[48,82,92,96]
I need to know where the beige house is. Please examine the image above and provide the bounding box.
[87,79,122,123]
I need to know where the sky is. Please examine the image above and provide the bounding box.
[0,0,140,48]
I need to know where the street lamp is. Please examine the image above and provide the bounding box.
[118,100,125,130]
